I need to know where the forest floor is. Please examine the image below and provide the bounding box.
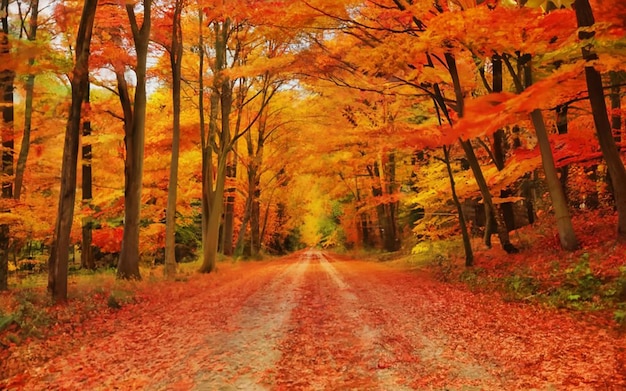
[1,248,625,390]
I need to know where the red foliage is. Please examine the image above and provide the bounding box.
[1,251,624,389]
[91,226,124,253]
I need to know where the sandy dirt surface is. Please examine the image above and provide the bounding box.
[2,250,625,390]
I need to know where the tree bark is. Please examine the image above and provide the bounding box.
[0,0,12,291]
[503,54,579,250]
[442,146,473,266]
[574,0,626,239]
[47,0,98,301]
[164,0,183,279]
[367,158,400,252]
[81,82,95,270]
[490,55,518,233]
[445,53,517,253]
[222,152,236,256]
[117,0,152,280]
[14,0,39,201]
[610,72,622,148]
[529,108,578,249]
[199,20,232,273]
[556,104,570,200]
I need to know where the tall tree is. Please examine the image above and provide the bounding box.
[47,0,98,301]
[164,0,184,279]
[503,53,579,251]
[199,19,233,273]
[573,0,626,240]
[117,0,152,280]
[0,0,12,291]
[81,81,95,270]
[14,0,39,200]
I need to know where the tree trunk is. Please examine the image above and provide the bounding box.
[250,175,261,255]
[525,59,578,250]
[610,72,622,148]
[199,20,232,273]
[460,139,517,253]
[445,53,517,253]
[199,154,227,273]
[503,54,579,250]
[47,0,98,301]
[574,0,626,239]
[368,158,400,252]
[81,82,95,270]
[443,146,473,267]
[383,152,400,251]
[222,152,236,256]
[490,55,518,233]
[117,1,152,280]
[234,190,252,256]
[0,0,12,291]
[606,72,623,205]
[529,108,578,249]
[555,104,570,201]
[14,0,39,201]
[164,0,183,279]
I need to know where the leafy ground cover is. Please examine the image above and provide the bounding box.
[1,248,624,390]
[420,209,626,330]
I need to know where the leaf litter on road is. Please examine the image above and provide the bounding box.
[1,250,624,390]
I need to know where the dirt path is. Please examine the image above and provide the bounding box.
[2,251,625,390]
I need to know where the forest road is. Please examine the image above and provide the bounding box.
[2,249,625,390]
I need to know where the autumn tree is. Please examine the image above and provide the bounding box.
[573,0,626,240]
[48,0,98,301]
[164,0,184,278]
[198,16,233,273]
[0,0,12,291]
[81,80,95,270]
[14,0,40,200]
[117,0,152,280]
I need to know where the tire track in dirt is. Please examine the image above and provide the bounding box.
[3,260,298,391]
[327,253,626,390]
[190,252,311,390]
[325,254,497,390]
[317,252,415,391]
[270,250,412,390]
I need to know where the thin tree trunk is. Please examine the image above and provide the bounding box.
[503,54,579,250]
[529,108,578,249]
[197,5,209,265]
[250,176,261,255]
[383,152,400,251]
[442,146,473,266]
[164,0,183,279]
[556,104,570,200]
[445,53,517,253]
[490,55,518,233]
[610,72,622,148]
[81,82,95,270]
[200,20,232,273]
[574,0,626,239]
[14,0,39,200]
[117,1,152,280]
[0,0,12,291]
[47,0,98,300]
[222,152,236,255]
[234,191,252,256]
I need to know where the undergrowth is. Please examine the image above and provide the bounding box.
[424,210,626,330]
[0,259,217,349]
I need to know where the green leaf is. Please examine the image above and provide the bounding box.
[0,314,16,332]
